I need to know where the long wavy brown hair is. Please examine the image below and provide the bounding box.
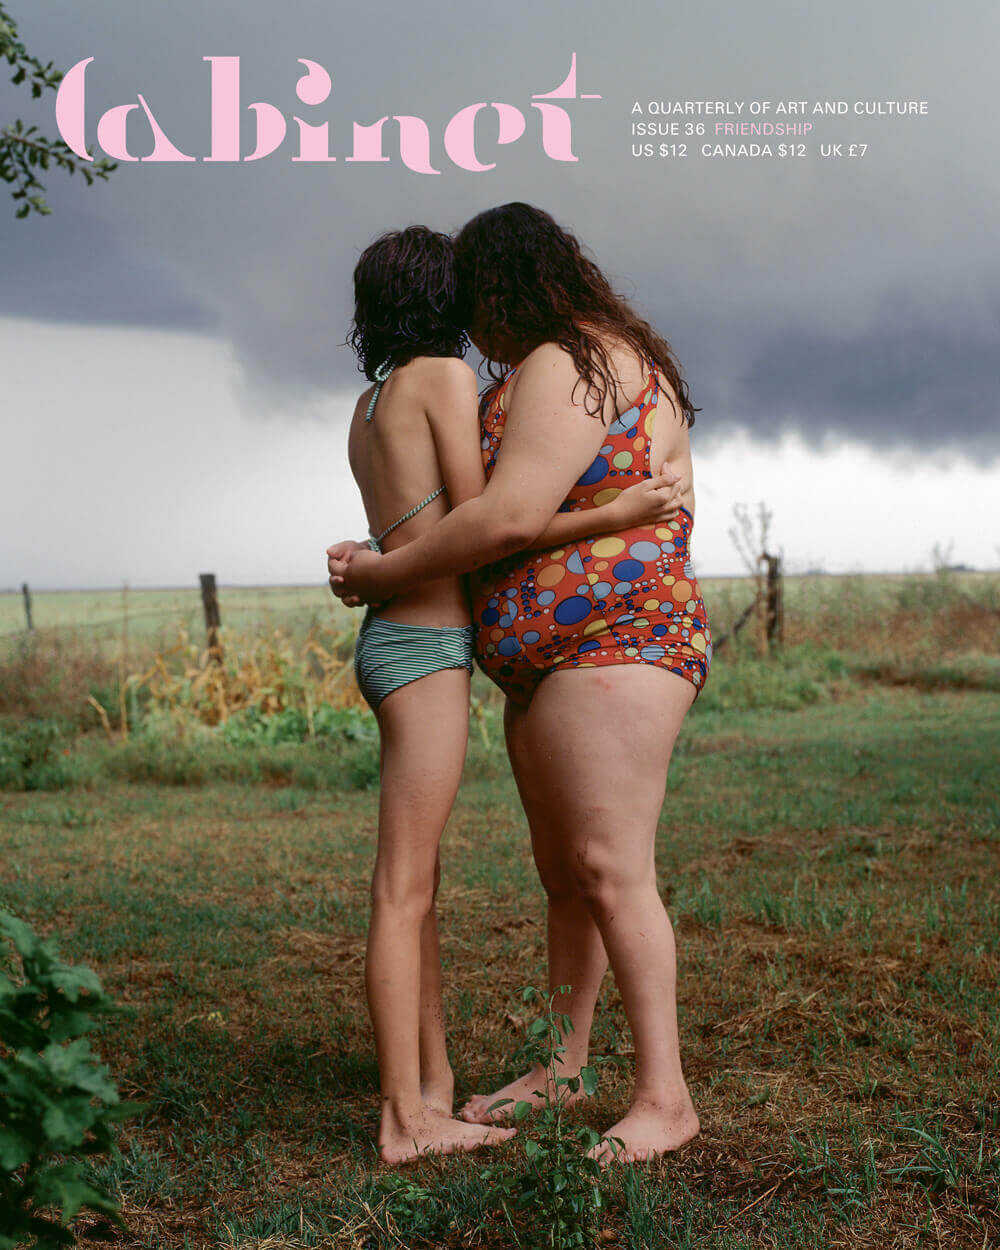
[454,203,698,425]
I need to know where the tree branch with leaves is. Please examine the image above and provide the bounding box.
[0,2,116,218]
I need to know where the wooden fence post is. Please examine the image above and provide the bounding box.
[21,582,32,631]
[763,552,784,652]
[119,582,130,741]
[199,573,223,662]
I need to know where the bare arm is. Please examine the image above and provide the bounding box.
[427,359,687,547]
[329,345,612,604]
[425,361,487,507]
[531,462,687,550]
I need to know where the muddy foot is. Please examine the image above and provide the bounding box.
[459,1063,589,1125]
[379,1109,516,1166]
[588,1097,700,1167]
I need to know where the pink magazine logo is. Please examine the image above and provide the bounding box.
[55,53,601,172]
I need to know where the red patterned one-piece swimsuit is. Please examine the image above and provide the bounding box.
[470,364,713,704]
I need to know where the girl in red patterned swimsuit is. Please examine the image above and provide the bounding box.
[330,203,709,1164]
[474,360,710,703]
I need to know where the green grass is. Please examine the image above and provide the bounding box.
[2,685,998,1248]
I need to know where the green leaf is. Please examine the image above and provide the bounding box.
[42,1100,95,1149]
[101,1100,147,1123]
[49,964,104,1003]
[579,1066,599,1095]
[0,1125,33,1170]
[47,1010,98,1043]
[33,1162,119,1223]
[513,1100,532,1122]
[0,910,43,958]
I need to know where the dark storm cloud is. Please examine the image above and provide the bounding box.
[722,302,1000,453]
[0,0,996,453]
[1,208,213,329]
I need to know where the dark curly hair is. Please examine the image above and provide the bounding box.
[454,203,698,425]
[348,226,469,381]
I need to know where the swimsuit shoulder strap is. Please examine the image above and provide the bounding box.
[647,357,660,404]
[497,366,518,400]
[364,360,396,423]
[611,357,659,420]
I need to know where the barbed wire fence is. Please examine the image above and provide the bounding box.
[1,578,344,647]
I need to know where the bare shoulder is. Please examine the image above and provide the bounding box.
[403,355,478,407]
[515,338,647,420]
[511,342,580,403]
[350,388,371,424]
[594,334,645,399]
[346,388,371,474]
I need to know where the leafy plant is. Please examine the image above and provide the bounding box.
[483,986,619,1249]
[0,721,80,792]
[219,702,376,748]
[0,910,141,1248]
[0,2,117,217]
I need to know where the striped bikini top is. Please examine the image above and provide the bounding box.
[364,361,447,553]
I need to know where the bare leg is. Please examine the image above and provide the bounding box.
[418,856,454,1114]
[472,664,700,1162]
[460,698,609,1123]
[367,669,515,1164]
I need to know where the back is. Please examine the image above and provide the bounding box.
[347,356,478,625]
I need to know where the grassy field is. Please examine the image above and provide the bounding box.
[4,569,997,647]
[0,586,339,650]
[1,577,999,1248]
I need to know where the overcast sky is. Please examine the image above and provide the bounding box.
[1,0,997,588]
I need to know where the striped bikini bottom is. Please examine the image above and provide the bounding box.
[353,611,475,711]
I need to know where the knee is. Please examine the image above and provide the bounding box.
[534,854,577,906]
[570,849,651,924]
[370,867,436,919]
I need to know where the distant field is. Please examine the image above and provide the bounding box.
[3,569,997,645]
[1,572,997,727]
[0,584,348,645]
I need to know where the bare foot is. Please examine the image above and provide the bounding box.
[379,1108,516,1166]
[588,1096,700,1167]
[421,1069,455,1116]
[459,1063,590,1125]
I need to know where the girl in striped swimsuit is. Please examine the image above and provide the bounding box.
[342,226,688,1165]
